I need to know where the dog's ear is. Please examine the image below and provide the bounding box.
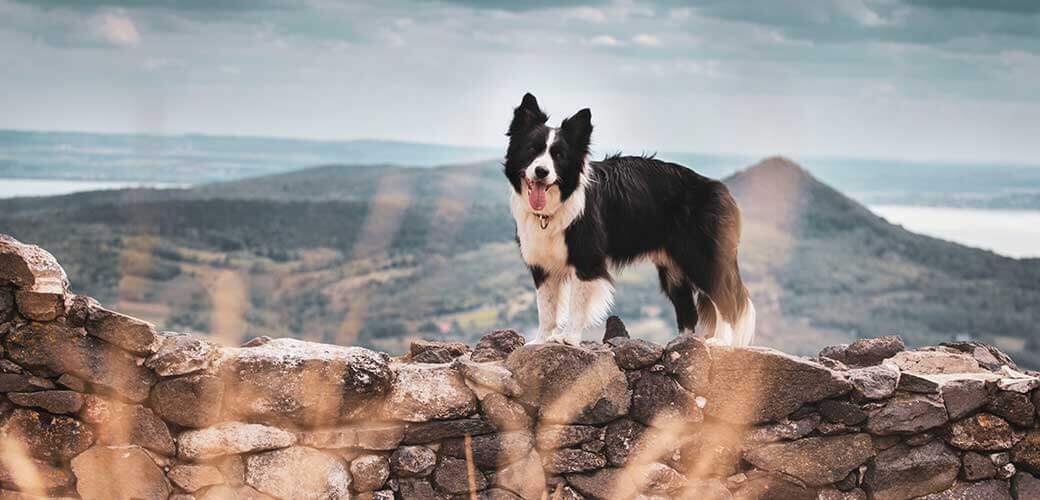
[508,93,548,136]
[560,108,593,155]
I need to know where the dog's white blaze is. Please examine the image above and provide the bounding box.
[524,129,558,185]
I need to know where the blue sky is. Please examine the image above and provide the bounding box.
[1,0,1038,163]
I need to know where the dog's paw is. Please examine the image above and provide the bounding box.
[543,332,581,346]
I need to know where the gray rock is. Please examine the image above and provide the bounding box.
[145,332,220,376]
[71,445,171,500]
[602,315,629,342]
[962,451,997,480]
[5,321,156,402]
[541,449,607,474]
[454,358,522,397]
[381,362,477,422]
[350,455,390,492]
[819,399,867,425]
[565,468,621,499]
[864,441,960,500]
[1013,472,1040,500]
[7,390,83,414]
[472,329,525,362]
[245,446,351,500]
[661,334,711,392]
[403,418,496,444]
[844,336,905,366]
[1012,430,1040,474]
[536,424,601,450]
[942,376,996,420]
[847,365,900,400]
[865,393,948,435]
[917,480,1012,500]
[0,373,36,392]
[480,393,532,432]
[0,408,94,461]
[74,299,162,354]
[390,445,437,477]
[947,413,1015,451]
[707,346,851,424]
[410,339,470,363]
[506,343,630,425]
[0,236,68,321]
[441,431,533,470]
[433,457,487,494]
[219,338,393,426]
[987,390,1036,427]
[745,415,821,443]
[941,341,1017,371]
[885,350,985,375]
[150,373,225,428]
[611,338,664,370]
[630,371,702,427]
[169,464,224,492]
[178,422,296,460]
[744,433,875,486]
[604,418,648,467]
[398,478,448,500]
[819,343,850,364]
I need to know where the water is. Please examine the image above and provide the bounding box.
[871,205,1040,259]
[0,178,183,199]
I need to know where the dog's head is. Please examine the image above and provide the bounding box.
[504,93,592,215]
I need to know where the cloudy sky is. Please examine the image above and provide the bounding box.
[1,0,1038,163]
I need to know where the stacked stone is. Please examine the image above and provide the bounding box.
[5,234,1040,500]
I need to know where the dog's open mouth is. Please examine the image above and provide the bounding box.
[525,178,555,212]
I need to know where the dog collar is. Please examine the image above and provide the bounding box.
[537,214,550,230]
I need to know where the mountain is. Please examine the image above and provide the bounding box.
[2,157,1039,365]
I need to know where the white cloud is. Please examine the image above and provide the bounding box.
[589,34,623,47]
[92,11,140,47]
[632,34,662,47]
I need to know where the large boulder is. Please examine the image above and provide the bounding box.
[0,408,94,461]
[630,371,702,427]
[846,365,900,400]
[865,393,949,435]
[506,343,630,425]
[946,413,1015,451]
[218,338,393,426]
[0,236,67,321]
[380,363,477,422]
[82,397,176,456]
[706,346,851,424]
[5,321,156,402]
[661,335,711,392]
[864,441,960,500]
[884,350,985,375]
[245,446,352,500]
[71,445,171,500]
[744,433,875,487]
[66,296,161,355]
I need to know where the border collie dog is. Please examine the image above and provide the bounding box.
[504,93,755,346]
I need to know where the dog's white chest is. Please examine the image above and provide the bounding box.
[515,215,569,271]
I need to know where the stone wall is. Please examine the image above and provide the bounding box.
[2,234,1040,500]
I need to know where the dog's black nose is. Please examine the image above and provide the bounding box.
[534,166,549,179]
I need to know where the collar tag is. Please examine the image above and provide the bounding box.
[538,214,550,230]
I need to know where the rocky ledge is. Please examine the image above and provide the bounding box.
[2,235,1040,500]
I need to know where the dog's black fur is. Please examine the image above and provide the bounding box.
[504,93,752,341]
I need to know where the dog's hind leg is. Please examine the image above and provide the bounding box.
[656,265,699,335]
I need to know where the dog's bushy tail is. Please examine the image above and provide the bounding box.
[694,182,756,346]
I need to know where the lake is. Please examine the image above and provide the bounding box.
[0,178,185,199]
[871,205,1040,259]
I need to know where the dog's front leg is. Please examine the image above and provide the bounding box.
[558,274,614,345]
[531,267,566,343]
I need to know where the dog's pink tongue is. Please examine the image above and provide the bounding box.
[529,183,547,211]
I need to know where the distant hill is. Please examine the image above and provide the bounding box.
[2,156,1039,365]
